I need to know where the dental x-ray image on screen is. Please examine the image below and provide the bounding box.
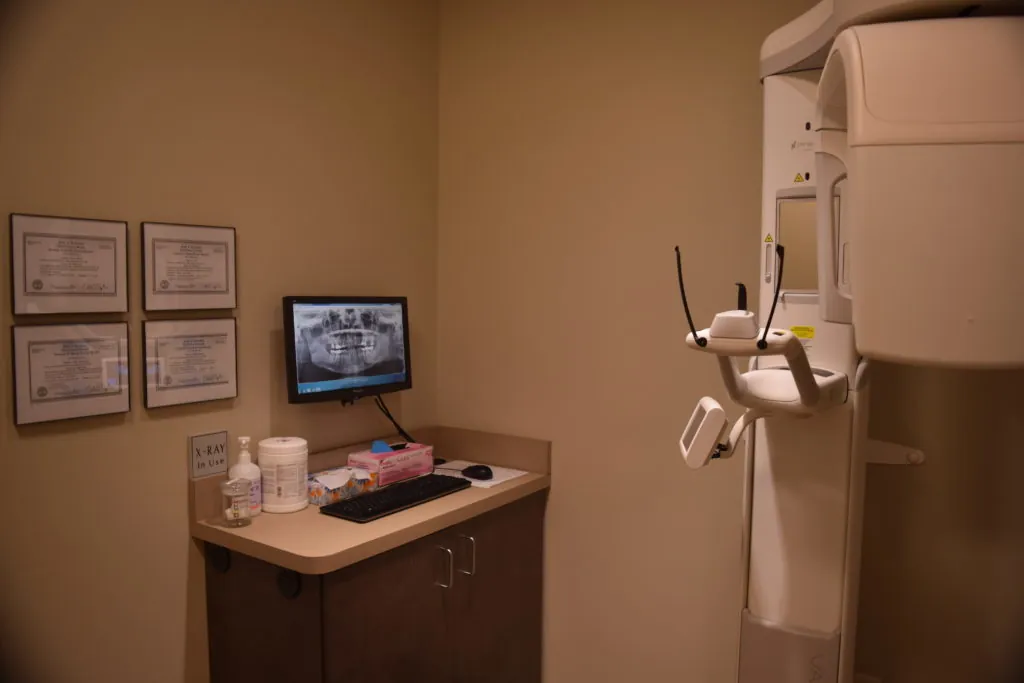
[284,297,411,403]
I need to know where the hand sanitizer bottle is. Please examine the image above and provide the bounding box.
[229,436,262,517]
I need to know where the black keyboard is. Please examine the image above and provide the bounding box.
[319,473,471,523]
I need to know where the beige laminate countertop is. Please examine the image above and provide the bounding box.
[192,472,550,575]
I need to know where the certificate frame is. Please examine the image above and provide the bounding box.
[12,322,131,426]
[144,318,238,408]
[9,213,129,315]
[142,222,237,311]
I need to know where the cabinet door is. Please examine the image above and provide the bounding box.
[323,534,456,683]
[451,492,546,683]
[205,545,323,683]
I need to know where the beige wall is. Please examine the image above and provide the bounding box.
[0,2,437,682]
[437,1,814,680]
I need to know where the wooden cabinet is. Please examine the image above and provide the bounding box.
[205,547,323,682]
[448,493,544,683]
[323,535,454,683]
[205,492,546,683]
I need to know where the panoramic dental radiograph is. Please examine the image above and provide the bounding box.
[294,305,405,382]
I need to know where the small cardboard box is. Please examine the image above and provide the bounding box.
[307,466,378,506]
[347,443,433,487]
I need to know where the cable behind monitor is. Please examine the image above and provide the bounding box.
[374,395,415,443]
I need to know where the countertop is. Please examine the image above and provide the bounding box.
[192,471,550,575]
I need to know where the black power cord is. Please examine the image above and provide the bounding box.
[374,394,415,443]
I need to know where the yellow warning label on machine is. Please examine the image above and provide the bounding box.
[764,234,774,243]
[790,325,815,339]
[794,173,805,183]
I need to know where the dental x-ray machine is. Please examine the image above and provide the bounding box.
[675,3,1024,682]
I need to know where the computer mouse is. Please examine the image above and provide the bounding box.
[462,465,493,481]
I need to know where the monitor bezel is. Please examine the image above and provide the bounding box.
[282,295,412,405]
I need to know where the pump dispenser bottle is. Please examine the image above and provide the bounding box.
[229,436,262,517]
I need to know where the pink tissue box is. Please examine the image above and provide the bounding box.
[347,443,434,487]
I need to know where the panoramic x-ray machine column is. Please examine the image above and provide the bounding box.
[675,3,1024,682]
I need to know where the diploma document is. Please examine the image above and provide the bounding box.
[22,233,118,297]
[28,337,123,402]
[154,333,232,390]
[144,318,237,408]
[11,215,128,315]
[142,223,236,311]
[152,239,230,294]
[13,323,130,425]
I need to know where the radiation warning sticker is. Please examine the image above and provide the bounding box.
[764,234,774,243]
[794,173,805,183]
[790,325,815,339]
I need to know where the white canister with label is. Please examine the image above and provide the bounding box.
[258,437,309,513]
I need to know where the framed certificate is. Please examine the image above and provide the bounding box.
[144,318,238,408]
[142,222,237,311]
[12,323,131,425]
[10,214,129,315]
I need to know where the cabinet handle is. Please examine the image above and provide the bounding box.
[435,546,454,588]
[458,534,477,576]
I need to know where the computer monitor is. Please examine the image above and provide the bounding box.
[283,296,412,404]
